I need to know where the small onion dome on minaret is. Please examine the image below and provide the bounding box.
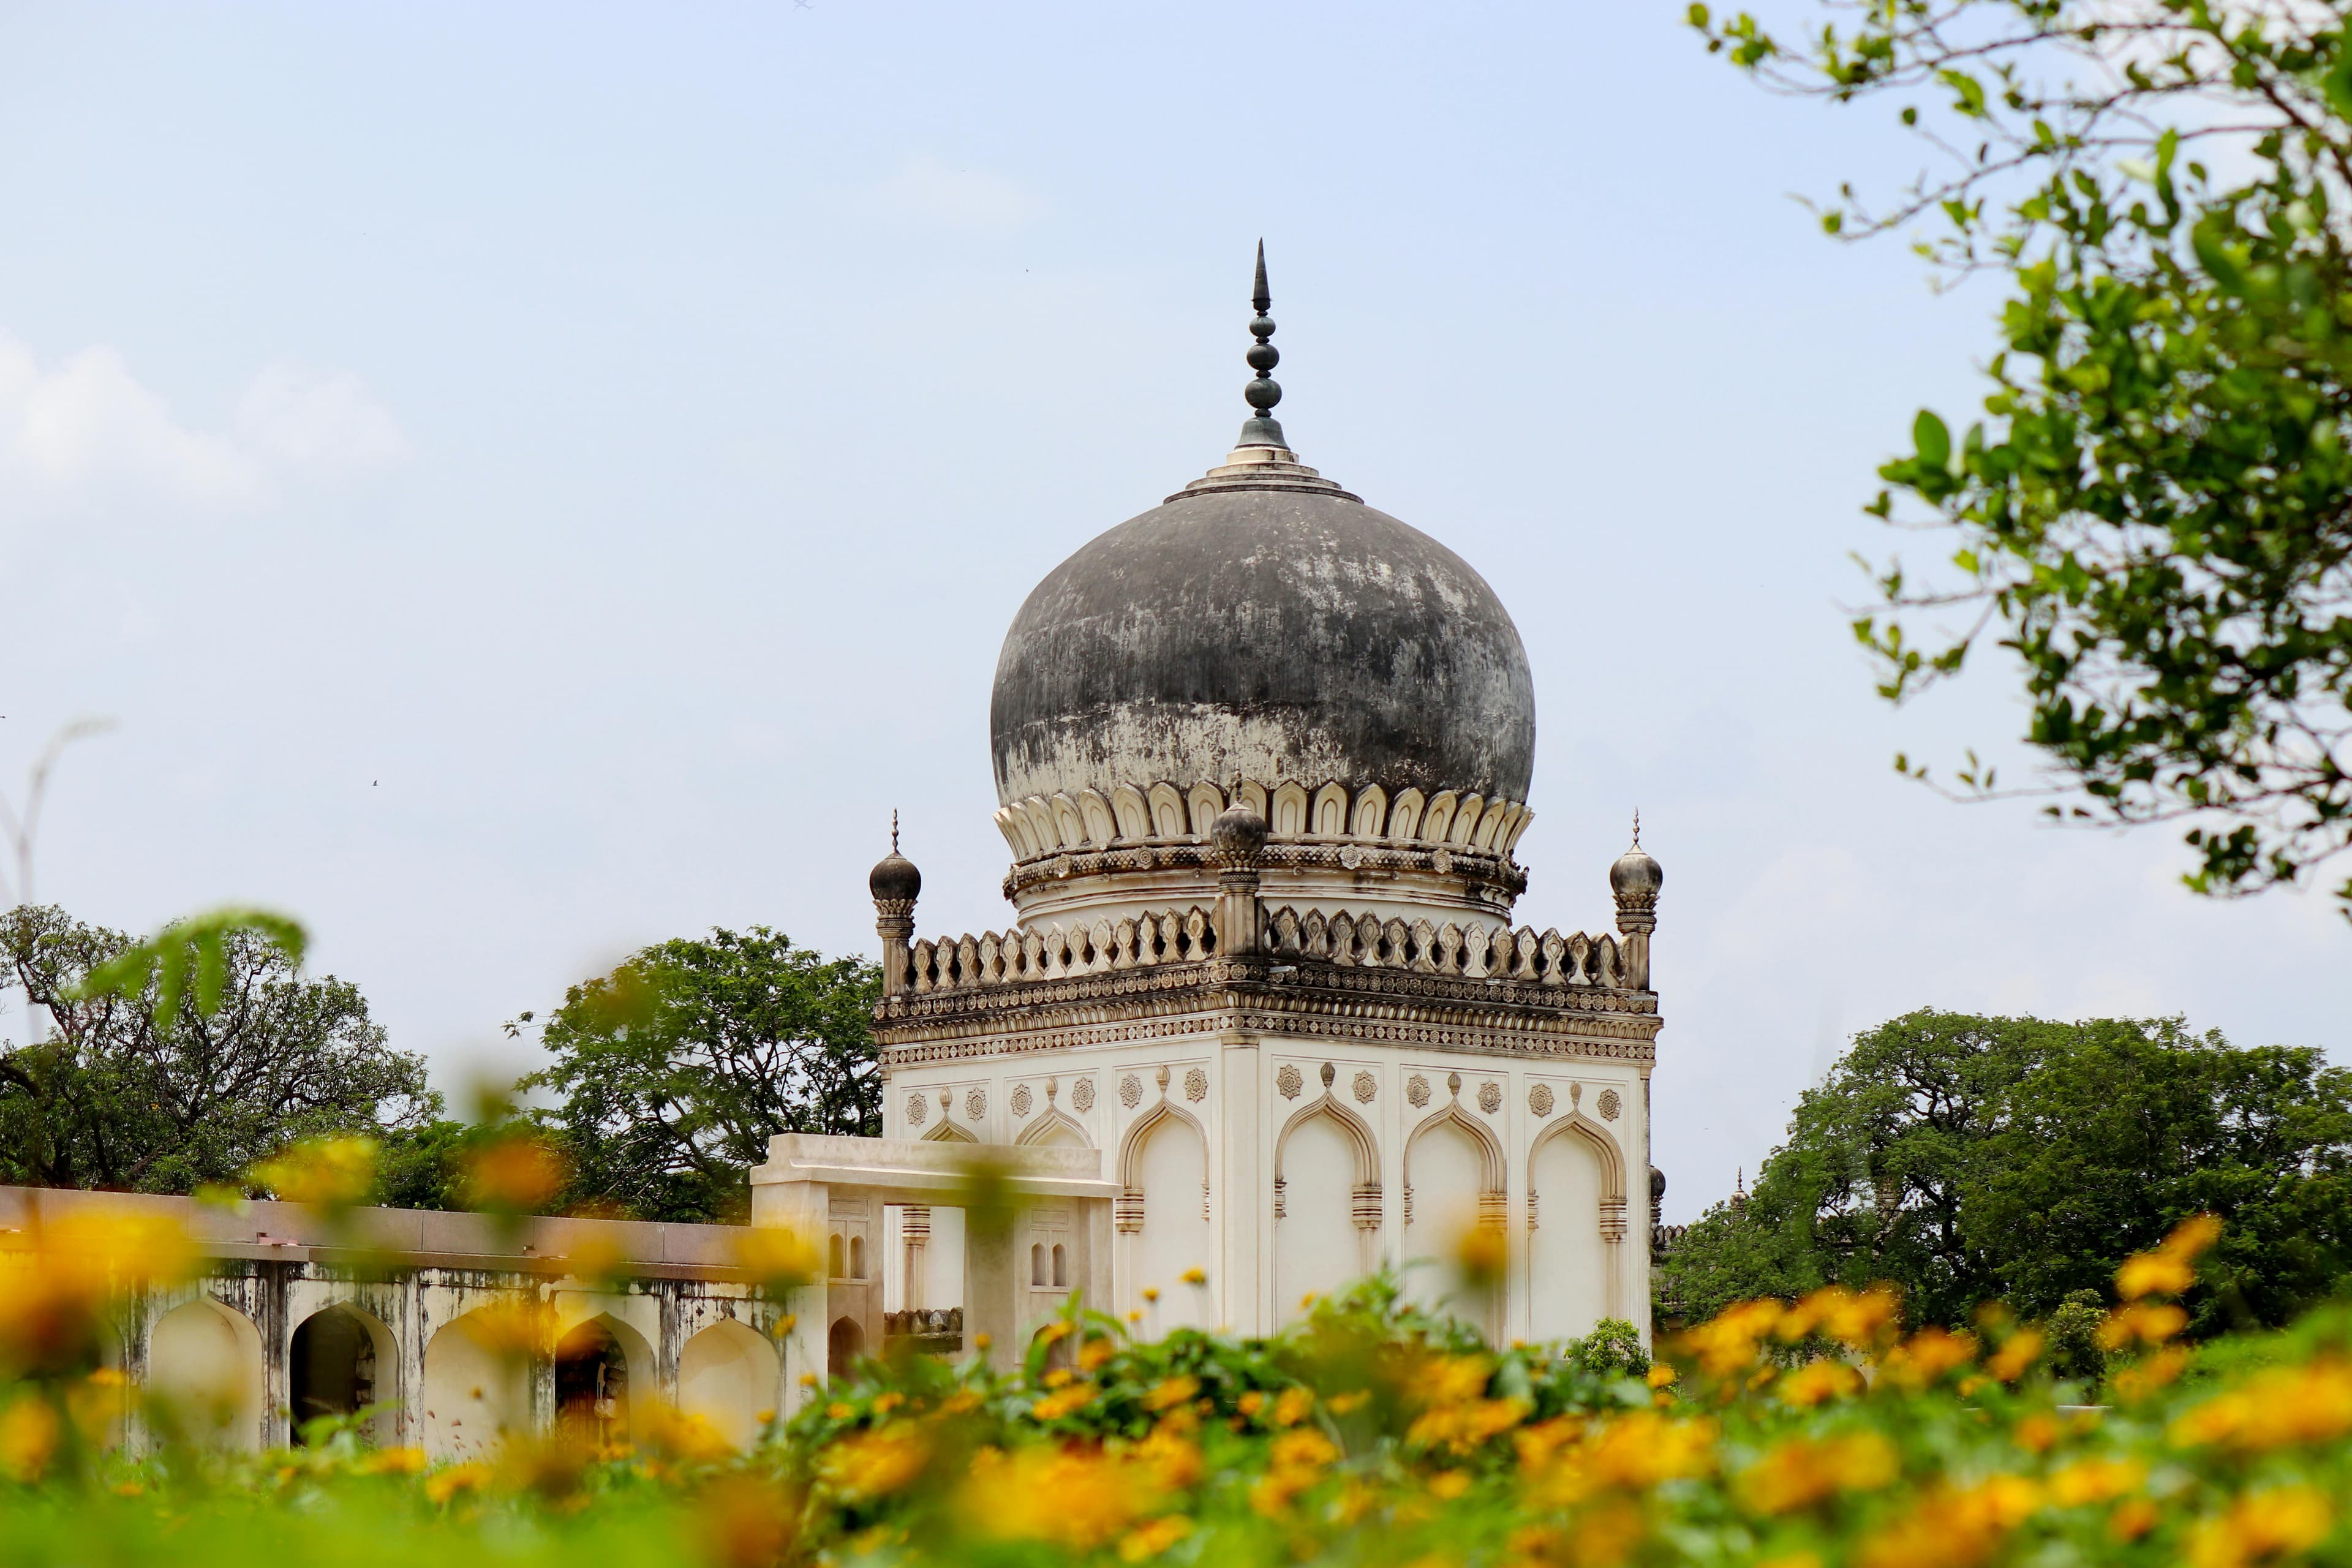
[870,811,922,912]
[1610,811,1663,918]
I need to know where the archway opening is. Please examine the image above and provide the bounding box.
[147,1298,265,1450]
[827,1315,864,1379]
[678,1319,780,1452]
[290,1305,388,1444]
[555,1320,630,1447]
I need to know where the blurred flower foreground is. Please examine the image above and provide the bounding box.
[0,1206,2347,1568]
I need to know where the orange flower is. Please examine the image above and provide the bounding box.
[1032,1385,1095,1420]
[2169,1359,2352,1452]
[1985,1327,2043,1383]
[733,1226,823,1294]
[248,1134,380,1211]
[2186,1487,2332,1568]
[818,1423,930,1499]
[1736,1431,1899,1514]
[2048,1458,2144,1506]
[1679,1300,1785,1378]
[1141,1376,1199,1412]
[0,1396,61,1483]
[1880,1327,1977,1390]
[1272,1387,1315,1427]
[1778,1359,1862,1408]
[460,1134,567,1212]
[2117,1215,2221,1301]
[1118,1515,1194,1562]
[2098,1302,2187,1351]
[1856,1476,2041,1568]
[2109,1346,2190,1403]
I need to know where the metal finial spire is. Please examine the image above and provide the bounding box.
[1632,809,1642,847]
[1238,239,1287,449]
[891,809,899,854]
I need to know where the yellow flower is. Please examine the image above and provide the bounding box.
[1856,1476,2041,1568]
[699,1476,800,1568]
[1118,1515,1194,1561]
[1142,1376,1199,1412]
[964,1445,1177,1547]
[1679,1299,1784,1377]
[1525,1411,1716,1507]
[1778,1359,1861,1408]
[1646,1362,1678,1389]
[734,1226,823,1294]
[1736,1431,1899,1515]
[2109,1497,2160,1542]
[1178,1267,1207,1286]
[1078,1336,1115,1372]
[2014,1413,2060,1453]
[1237,1391,1265,1418]
[1428,1470,1472,1499]
[1985,1327,2043,1383]
[1032,1385,1095,1420]
[1880,1327,1977,1390]
[2187,1487,2332,1568]
[1141,1287,1160,1303]
[2109,1345,2190,1403]
[363,1446,429,1476]
[1777,1284,1902,1351]
[248,1134,380,1210]
[459,1134,568,1212]
[818,1422,929,1499]
[1325,1389,1371,1415]
[424,1463,492,1505]
[0,1396,61,1483]
[2169,1359,2352,1452]
[2118,1215,2221,1300]
[1272,1387,1315,1427]
[2097,1302,2187,1351]
[2048,1458,2144,1506]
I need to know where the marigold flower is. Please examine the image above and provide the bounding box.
[2186,1487,2332,1568]
[1646,1362,1678,1389]
[0,1396,61,1483]
[1032,1385,1095,1420]
[819,1422,929,1499]
[2168,1359,2352,1452]
[2048,1458,2144,1506]
[1778,1359,1862,1408]
[1118,1515,1193,1561]
[1428,1470,1472,1499]
[962,1444,1178,1546]
[1272,1387,1315,1427]
[1985,1327,2043,1383]
[1856,1476,2040,1568]
[1525,1411,1716,1506]
[2013,1414,2060,1453]
[1681,1300,1784,1377]
[1737,1431,1899,1514]
[2098,1302,2187,1351]
[424,1463,491,1504]
[1237,1391,1266,1418]
[1142,1376,1199,1412]
[1880,1327,1977,1390]
[2109,1345,2190,1403]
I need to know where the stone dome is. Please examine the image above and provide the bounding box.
[989,485,1536,809]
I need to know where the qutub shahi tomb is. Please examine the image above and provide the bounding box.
[2,251,1666,1457]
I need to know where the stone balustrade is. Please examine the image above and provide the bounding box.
[905,907,1219,993]
[1259,906,1630,988]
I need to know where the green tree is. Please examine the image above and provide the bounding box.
[1693,0,2352,913]
[1659,1009,2352,1331]
[0,903,438,1191]
[517,927,880,1224]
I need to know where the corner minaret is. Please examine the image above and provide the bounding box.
[869,812,921,998]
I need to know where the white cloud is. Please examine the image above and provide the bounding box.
[0,328,409,515]
[862,155,1042,232]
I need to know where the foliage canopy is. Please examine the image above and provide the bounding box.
[1694,0,2352,913]
[1659,1009,2352,1331]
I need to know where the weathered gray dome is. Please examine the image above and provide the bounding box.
[990,485,1536,809]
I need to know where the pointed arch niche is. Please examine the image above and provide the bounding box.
[1273,1088,1381,1322]
[1526,1113,1627,1343]
[1401,1095,1507,1335]
[1016,1107,1090,1150]
[1116,1094,1212,1332]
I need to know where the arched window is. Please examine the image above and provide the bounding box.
[827,1316,864,1378]
[828,1234,845,1278]
[1050,1243,1067,1289]
[850,1235,865,1279]
[1030,1242,1046,1286]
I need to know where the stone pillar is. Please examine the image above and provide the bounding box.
[749,1173,831,1403]
[1217,1028,1260,1335]
[960,1197,1020,1374]
[1209,795,1267,957]
[870,839,922,998]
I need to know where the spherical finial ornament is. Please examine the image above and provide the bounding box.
[1237,239,1288,448]
[1610,810,1662,910]
[870,810,922,908]
[1210,794,1269,867]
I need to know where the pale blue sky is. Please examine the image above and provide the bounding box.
[2,2,2343,1221]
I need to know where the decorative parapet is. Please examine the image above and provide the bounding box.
[902,907,1219,995]
[992,777,1534,865]
[1259,906,1638,990]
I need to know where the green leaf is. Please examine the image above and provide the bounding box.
[1912,409,1951,469]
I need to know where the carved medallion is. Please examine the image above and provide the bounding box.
[1431,848,1453,875]
[1407,1074,1431,1108]
[1276,1063,1304,1099]
[1353,1070,1378,1104]
[1072,1077,1096,1113]
[905,1092,928,1126]
[1477,1080,1502,1114]
[1597,1088,1622,1121]
[966,1088,987,1119]
[1052,854,1072,879]
[1011,1084,1033,1118]
[1338,845,1365,870]
[1120,1074,1143,1109]
[1529,1082,1555,1118]
[1184,1068,1208,1102]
